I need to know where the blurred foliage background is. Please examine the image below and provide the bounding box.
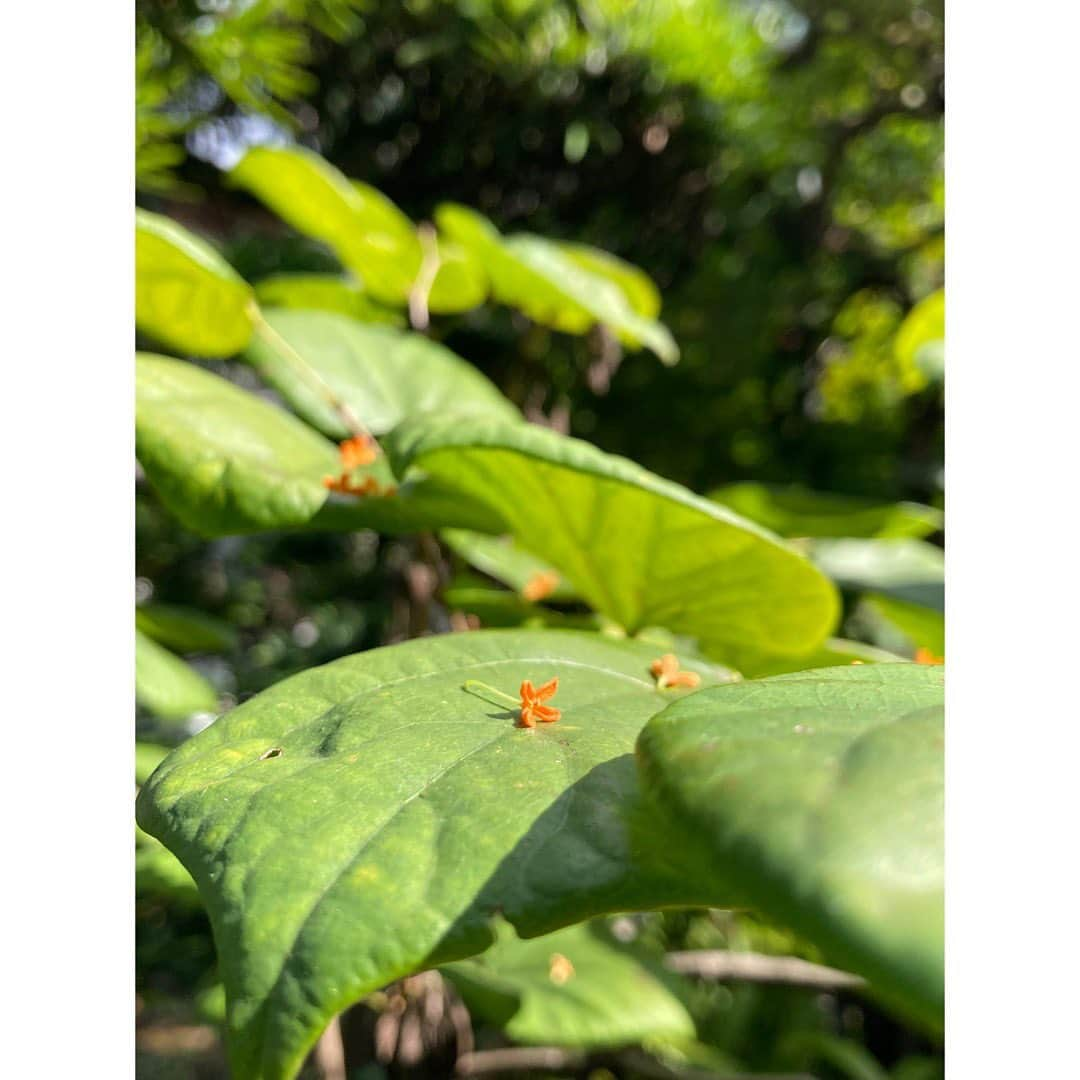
[135,1,944,1076]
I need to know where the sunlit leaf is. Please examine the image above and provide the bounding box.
[244,308,518,439]
[230,145,485,312]
[135,628,218,721]
[253,274,404,326]
[738,637,904,678]
[710,483,942,540]
[442,529,579,602]
[558,242,662,318]
[637,664,944,1029]
[135,208,256,357]
[387,416,838,666]
[136,629,729,1079]
[443,920,694,1047]
[895,289,944,383]
[436,204,679,364]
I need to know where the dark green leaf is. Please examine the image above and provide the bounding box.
[135,629,729,1079]
[637,664,944,1028]
[136,604,239,653]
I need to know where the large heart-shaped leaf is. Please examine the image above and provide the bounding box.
[135,629,728,1080]
[135,628,218,721]
[710,484,943,540]
[443,920,694,1048]
[135,209,256,357]
[387,417,839,667]
[135,354,500,537]
[244,308,518,439]
[810,539,944,612]
[435,204,678,364]
[229,146,485,312]
[637,664,944,1029]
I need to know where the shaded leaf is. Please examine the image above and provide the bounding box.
[443,920,694,1048]
[387,416,839,666]
[637,664,944,1029]
[136,604,239,653]
[136,628,218,721]
[136,629,729,1080]
[136,208,256,357]
[810,539,944,612]
[859,595,945,659]
[244,309,518,439]
[442,529,579,602]
[738,637,905,678]
[710,483,942,540]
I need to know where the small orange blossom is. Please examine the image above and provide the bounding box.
[650,654,701,690]
[519,677,561,728]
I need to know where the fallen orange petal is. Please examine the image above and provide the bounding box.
[522,570,561,602]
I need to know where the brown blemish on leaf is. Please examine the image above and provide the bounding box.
[259,747,283,761]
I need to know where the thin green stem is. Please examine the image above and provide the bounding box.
[462,680,520,709]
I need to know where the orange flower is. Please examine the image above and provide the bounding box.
[519,677,561,728]
[339,434,378,470]
[522,570,561,602]
[914,647,944,665]
[322,473,380,496]
[650,654,701,690]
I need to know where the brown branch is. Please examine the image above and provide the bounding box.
[665,950,864,990]
[312,1015,347,1080]
[456,1046,588,1075]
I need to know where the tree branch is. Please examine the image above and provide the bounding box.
[665,950,864,991]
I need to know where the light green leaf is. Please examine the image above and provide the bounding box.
[895,289,944,382]
[810,539,944,612]
[387,417,839,666]
[136,353,501,538]
[710,483,943,540]
[135,208,256,357]
[253,274,404,326]
[135,628,218,721]
[442,529,579,602]
[136,604,239,653]
[860,595,946,659]
[136,741,172,787]
[244,309,518,439]
[135,629,729,1080]
[441,579,602,630]
[738,637,905,678]
[230,146,485,312]
[558,242,662,318]
[436,204,678,364]
[637,664,944,1029]
[443,920,694,1048]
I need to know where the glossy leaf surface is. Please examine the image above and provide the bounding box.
[136,630,728,1079]
[637,664,944,1028]
[388,417,839,666]
[443,920,694,1048]
[135,209,256,357]
[244,309,518,438]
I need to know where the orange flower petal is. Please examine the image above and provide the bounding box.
[535,676,559,702]
[667,670,701,689]
[339,434,378,470]
[522,570,561,602]
[534,704,561,724]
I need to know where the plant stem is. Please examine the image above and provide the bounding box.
[462,680,520,708]
[408,222,441,331]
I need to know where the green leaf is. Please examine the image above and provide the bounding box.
[810,539,944,612]
[436,204,678,364]
[637,664,944,1029]
[557,242,662,318]
[135,208,256,357]
[895,289,944,382]
[244,309,518,439]
[135,629,729,1080]
[136,741,172,787]
[387,417,839,666]
[860,595,946,659]
[442,529,579,602]
[443,920,694,1048]
[738,637,905,678]
[230,146,485,312]
[136,628,218,721]
[441,579,601,630]
[253,274,404,326]
[136,604,239,653]
[710,483,943,540]
[136,353,500,538]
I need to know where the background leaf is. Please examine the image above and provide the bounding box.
[809,538,944,612]
[135,629,730,1080]
[135,209,255,357]
[442,529,580,602]
[135,628,218,721]
[443,920,694,1048]
[253,274,404,326]
[637,664,944,1029]
[136,604,239,654]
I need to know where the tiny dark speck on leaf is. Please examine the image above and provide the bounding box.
[259,747,283,761]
